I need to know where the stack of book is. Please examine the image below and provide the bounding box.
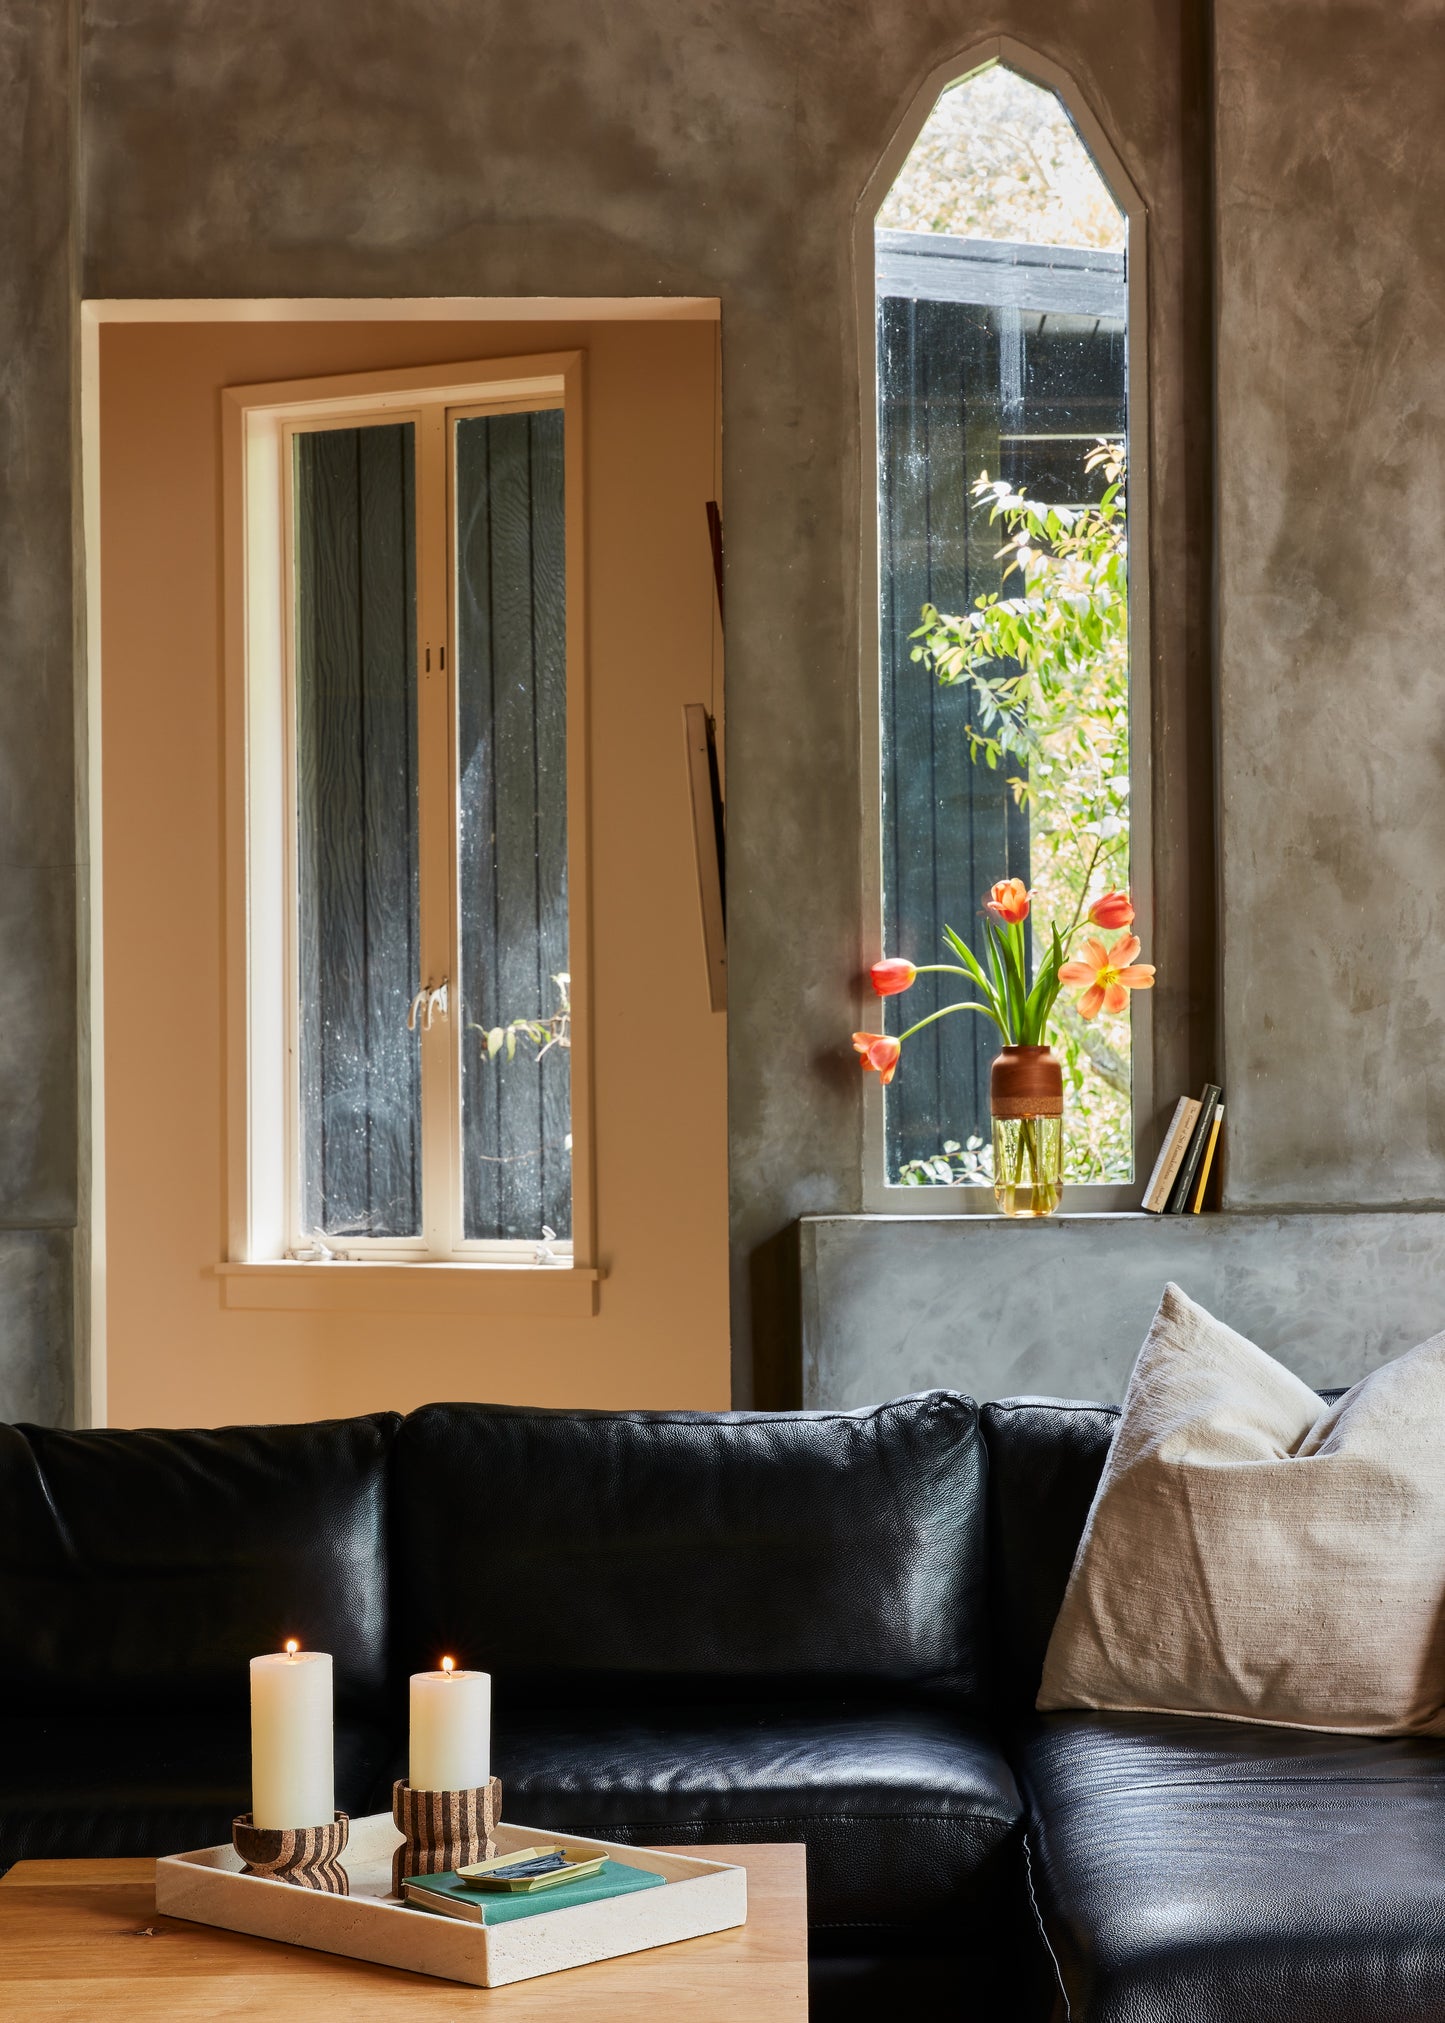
[403,1849,667,1925]
[1141,1085,1223,1214]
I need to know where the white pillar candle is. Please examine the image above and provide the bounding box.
[409,1657,491,1792]
[250,1642,335,1830]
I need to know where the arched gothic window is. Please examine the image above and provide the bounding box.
[867,55,1146,1205]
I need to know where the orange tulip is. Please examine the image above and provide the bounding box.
[1088,889,1135,931]
[869,957,917,997]
[983,878,1030,925]
[853,1031,902,1085]
[1058,935,1156,1021]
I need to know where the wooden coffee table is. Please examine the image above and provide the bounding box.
[0,1841,807,2018]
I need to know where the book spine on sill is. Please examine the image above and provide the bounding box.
[1141,1097,1201,1214]
[1191,1105,1224,1213]
[1165,1084,1222,1214]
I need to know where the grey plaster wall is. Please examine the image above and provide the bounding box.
[77,0,1213,1409]
[3,0,1435,1417]
[0,0,77,1424]
[1214,2,1445,1208]
[0,1231,75,1426]
[802,0,1445,1411]
[801,1212,1445,1408]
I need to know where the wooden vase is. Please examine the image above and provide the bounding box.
[391,1776,503,1896]
[990,1045,1064,1217]
[232,1811,350,1893]
[989,1044,1064,1121]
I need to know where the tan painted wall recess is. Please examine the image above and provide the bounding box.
[98,314,727,1427]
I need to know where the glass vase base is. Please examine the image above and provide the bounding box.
[991,1113,1063,1218]
[993,1180,1062,1218]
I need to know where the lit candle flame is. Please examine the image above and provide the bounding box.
[285,1640,299,1658]
[441,1656,455,1676]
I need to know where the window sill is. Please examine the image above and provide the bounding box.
[215,1259,603,1317]
[861,1185,1144,1217]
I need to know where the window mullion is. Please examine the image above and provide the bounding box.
[442,407,465,1259]
[415,402,457,1258]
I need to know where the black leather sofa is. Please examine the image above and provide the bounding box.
[4,1392,1443,2021]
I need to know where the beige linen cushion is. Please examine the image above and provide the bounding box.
[1038,1282,1445,1735]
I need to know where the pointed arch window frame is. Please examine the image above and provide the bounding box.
[855,35,1154,1214]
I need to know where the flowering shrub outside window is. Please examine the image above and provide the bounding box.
[908,444,1134,1181]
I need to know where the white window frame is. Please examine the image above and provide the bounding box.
[222,353,594,1269]
[855,37,1153,1215]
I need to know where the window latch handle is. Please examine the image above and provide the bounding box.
[407,980,450,1032]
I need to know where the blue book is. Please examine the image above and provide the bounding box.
[403,1857,666,1925]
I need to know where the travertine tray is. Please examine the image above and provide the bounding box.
[155,1813,747,1988]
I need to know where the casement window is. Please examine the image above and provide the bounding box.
[224,356,589,1269]
[861,51,1149,1209]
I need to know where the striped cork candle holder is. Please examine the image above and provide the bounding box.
[391,1777,502,1896]
[232,1811,350,1893]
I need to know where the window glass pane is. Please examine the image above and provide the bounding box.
[293,422,422,1237]
[876,65,1132,1188]
[455,408,571,1243]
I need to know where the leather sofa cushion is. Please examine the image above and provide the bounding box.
[394,1395,988,1705]
[0,1711,394,1870]
[481,1701,1022,1941]
[0,1415,399,1716]
[1019,1711,1445,2022]
[981,1399,1119,1711]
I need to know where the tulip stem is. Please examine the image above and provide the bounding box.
[1015,1118,1034,1193]
[899,1000,1007,1044]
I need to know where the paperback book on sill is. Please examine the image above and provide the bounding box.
[1141,1084,1223,1215]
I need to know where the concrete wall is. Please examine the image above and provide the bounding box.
[802,1211,1445,1407]
[1214,1,1445,1207]
[0,1,79,1425]
[1,0,1441,1421]
[805,0,1445,1411]
[72,0,1215,1415]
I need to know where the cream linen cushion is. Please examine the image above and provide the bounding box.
[1038,1282,1445,1734]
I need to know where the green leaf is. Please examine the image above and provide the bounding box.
[1021,956,1054,1047]
[1022,921,1067,1046]
[985,920,1025,1042]
[1002,919,1032,1035]
[941,926,1004,1024]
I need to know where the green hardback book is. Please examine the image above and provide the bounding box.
[403,1857,666,1926]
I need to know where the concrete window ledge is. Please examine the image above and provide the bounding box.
[797,1210,1445,1409]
